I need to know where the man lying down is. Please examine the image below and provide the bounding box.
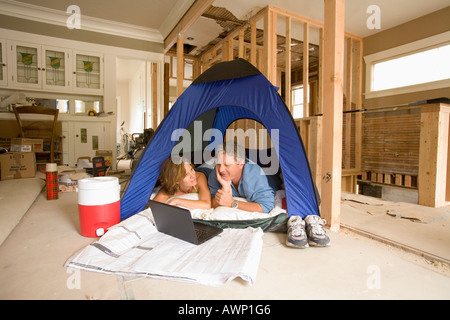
[198,141,278,214]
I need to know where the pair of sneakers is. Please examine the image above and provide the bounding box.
[286,215,330,248]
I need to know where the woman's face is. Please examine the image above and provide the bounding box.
[179,163,197,188]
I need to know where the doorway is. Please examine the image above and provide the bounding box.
[116,58,159,157]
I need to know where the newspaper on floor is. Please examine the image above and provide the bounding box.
[65,208,264,286]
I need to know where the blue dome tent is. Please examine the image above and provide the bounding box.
[120,58,320,226]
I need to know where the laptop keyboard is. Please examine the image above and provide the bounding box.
[195,227,211,241]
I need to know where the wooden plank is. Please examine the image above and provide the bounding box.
[269,5,361,40]
[321,0,345,231]
[221,40,228,62]
[271,10,278,85]
[362,109,421,175]
[228,38,234,61]
[250,20,257,67]
[285,16,292,112]
[343,38,352,169]
[177,34,184,97]
[263,9,277,84]
[354,39,363,170]
[238,29,245,58]
[418,104,450,207]
[310,116,323,192]
[163,62,169,119]
[303,22,309,118]
[318,28,324,116]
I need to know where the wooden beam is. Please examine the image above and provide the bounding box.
[285,16,292,112]
[270,10,277,85]
[251,20,257,67]
[418,103,450,207]
[177,34,184,97]
[163,62,169,118]
[321,0,345,231]
[269,5,362,40]
[344,38,352,169]
[310,116,323,192]
[354,39,363,170]
[263,9,277,84]
[238,28,245,58]
[164,0,214,53]
[303,22,309,118]
[318,28,324,115]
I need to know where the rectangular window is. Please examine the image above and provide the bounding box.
[75,100,101,114]
[291,86,309,119]
[372,43,450,91]
[364,31,450,99]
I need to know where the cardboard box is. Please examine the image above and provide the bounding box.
[95,150,113,167]
[0,152,36,180]
[10,138,43,153]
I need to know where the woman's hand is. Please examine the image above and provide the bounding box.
[166,197,181,207]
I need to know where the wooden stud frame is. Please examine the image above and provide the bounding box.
[166,4,365,226]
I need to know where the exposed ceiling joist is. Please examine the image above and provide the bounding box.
[163,0,214,53]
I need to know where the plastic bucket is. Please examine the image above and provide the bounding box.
[77,177,121,237]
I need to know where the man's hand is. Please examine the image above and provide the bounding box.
[215,166,231,192]
[214,188,234,207]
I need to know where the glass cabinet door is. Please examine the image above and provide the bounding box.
[42,46,71,91]
[15,44,40,87]
[44,47,67,88]
[0,40,6,86]
[73,51,102,93]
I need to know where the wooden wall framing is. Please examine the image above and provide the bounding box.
[169,4,364,229]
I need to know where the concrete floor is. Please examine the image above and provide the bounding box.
[1,167,450,299]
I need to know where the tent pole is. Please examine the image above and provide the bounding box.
[321,0,345,231]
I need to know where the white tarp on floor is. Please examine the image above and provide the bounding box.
[65,208,264,286]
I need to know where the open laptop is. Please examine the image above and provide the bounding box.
[148,200,223,245]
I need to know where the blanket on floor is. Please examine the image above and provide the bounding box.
[157,189,289,231]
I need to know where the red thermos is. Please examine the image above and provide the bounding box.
[46,163,58,200]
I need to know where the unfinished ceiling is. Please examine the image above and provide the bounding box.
[172,5,320,73]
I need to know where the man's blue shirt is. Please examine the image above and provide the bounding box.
[208,159,277,213]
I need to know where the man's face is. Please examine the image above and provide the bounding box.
[217,152,244,182]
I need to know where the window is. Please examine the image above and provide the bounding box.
[364,31,450,98]
[372,44,450,91]
[56,99,69,113]
[291,86,309,118]
[75,100,101,114]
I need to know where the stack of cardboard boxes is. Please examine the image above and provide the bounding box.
[0,138,41,180]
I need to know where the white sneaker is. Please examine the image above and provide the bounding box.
[286,216,309,248]
[304,215,331,247]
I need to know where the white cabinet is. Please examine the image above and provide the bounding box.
[9,41,71,91]
[0,39,7,86]
[5,41,103,94]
